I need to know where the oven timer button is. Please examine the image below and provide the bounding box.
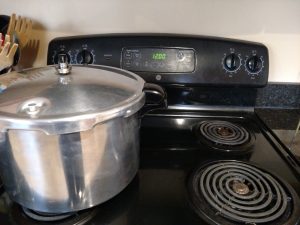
[124,51,132,59]
[177,51,185,61]
[222,53,241,73]
[156,74,162,81]
[123,59,132,68]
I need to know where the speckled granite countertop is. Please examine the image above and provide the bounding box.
[255,108,300,158]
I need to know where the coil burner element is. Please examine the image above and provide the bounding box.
[195,120,254,153]
[188,161,300,225]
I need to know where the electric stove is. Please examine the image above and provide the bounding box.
[0,35,299,224]
[1,110,300,224]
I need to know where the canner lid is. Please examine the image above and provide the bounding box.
[0,65,145,134]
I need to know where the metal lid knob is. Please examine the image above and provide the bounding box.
[55,54,72,75]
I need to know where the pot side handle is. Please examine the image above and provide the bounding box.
[140,83,167,116]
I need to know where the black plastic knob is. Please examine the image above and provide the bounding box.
[54,52,70,64]
[224,54,240,71]
[246,56,262,73]
[77,50,93,64]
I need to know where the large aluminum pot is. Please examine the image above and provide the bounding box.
[0,61,166,213]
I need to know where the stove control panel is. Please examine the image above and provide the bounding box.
[48,35,269,87]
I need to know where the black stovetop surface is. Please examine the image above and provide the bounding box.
[0,110,299,225]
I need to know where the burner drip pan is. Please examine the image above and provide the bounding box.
[195,120,255,153]
[188,160,300,225]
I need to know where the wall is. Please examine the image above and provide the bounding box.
[1,0,300,82]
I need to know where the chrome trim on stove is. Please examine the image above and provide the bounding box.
[168,105,254,112]
[145,113,245,119]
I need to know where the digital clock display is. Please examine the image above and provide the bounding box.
[152,53,166,60]
[122,48,195,73]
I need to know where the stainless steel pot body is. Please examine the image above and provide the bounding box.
[0,113,140,213]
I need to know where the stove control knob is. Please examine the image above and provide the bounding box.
[53,51,71,64]
[246,55,262,73]
[76,50,94,64]
[223,53,240,72]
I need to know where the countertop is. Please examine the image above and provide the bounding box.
[255,108,300,159]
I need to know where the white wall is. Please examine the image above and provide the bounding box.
[1,0,300,82]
